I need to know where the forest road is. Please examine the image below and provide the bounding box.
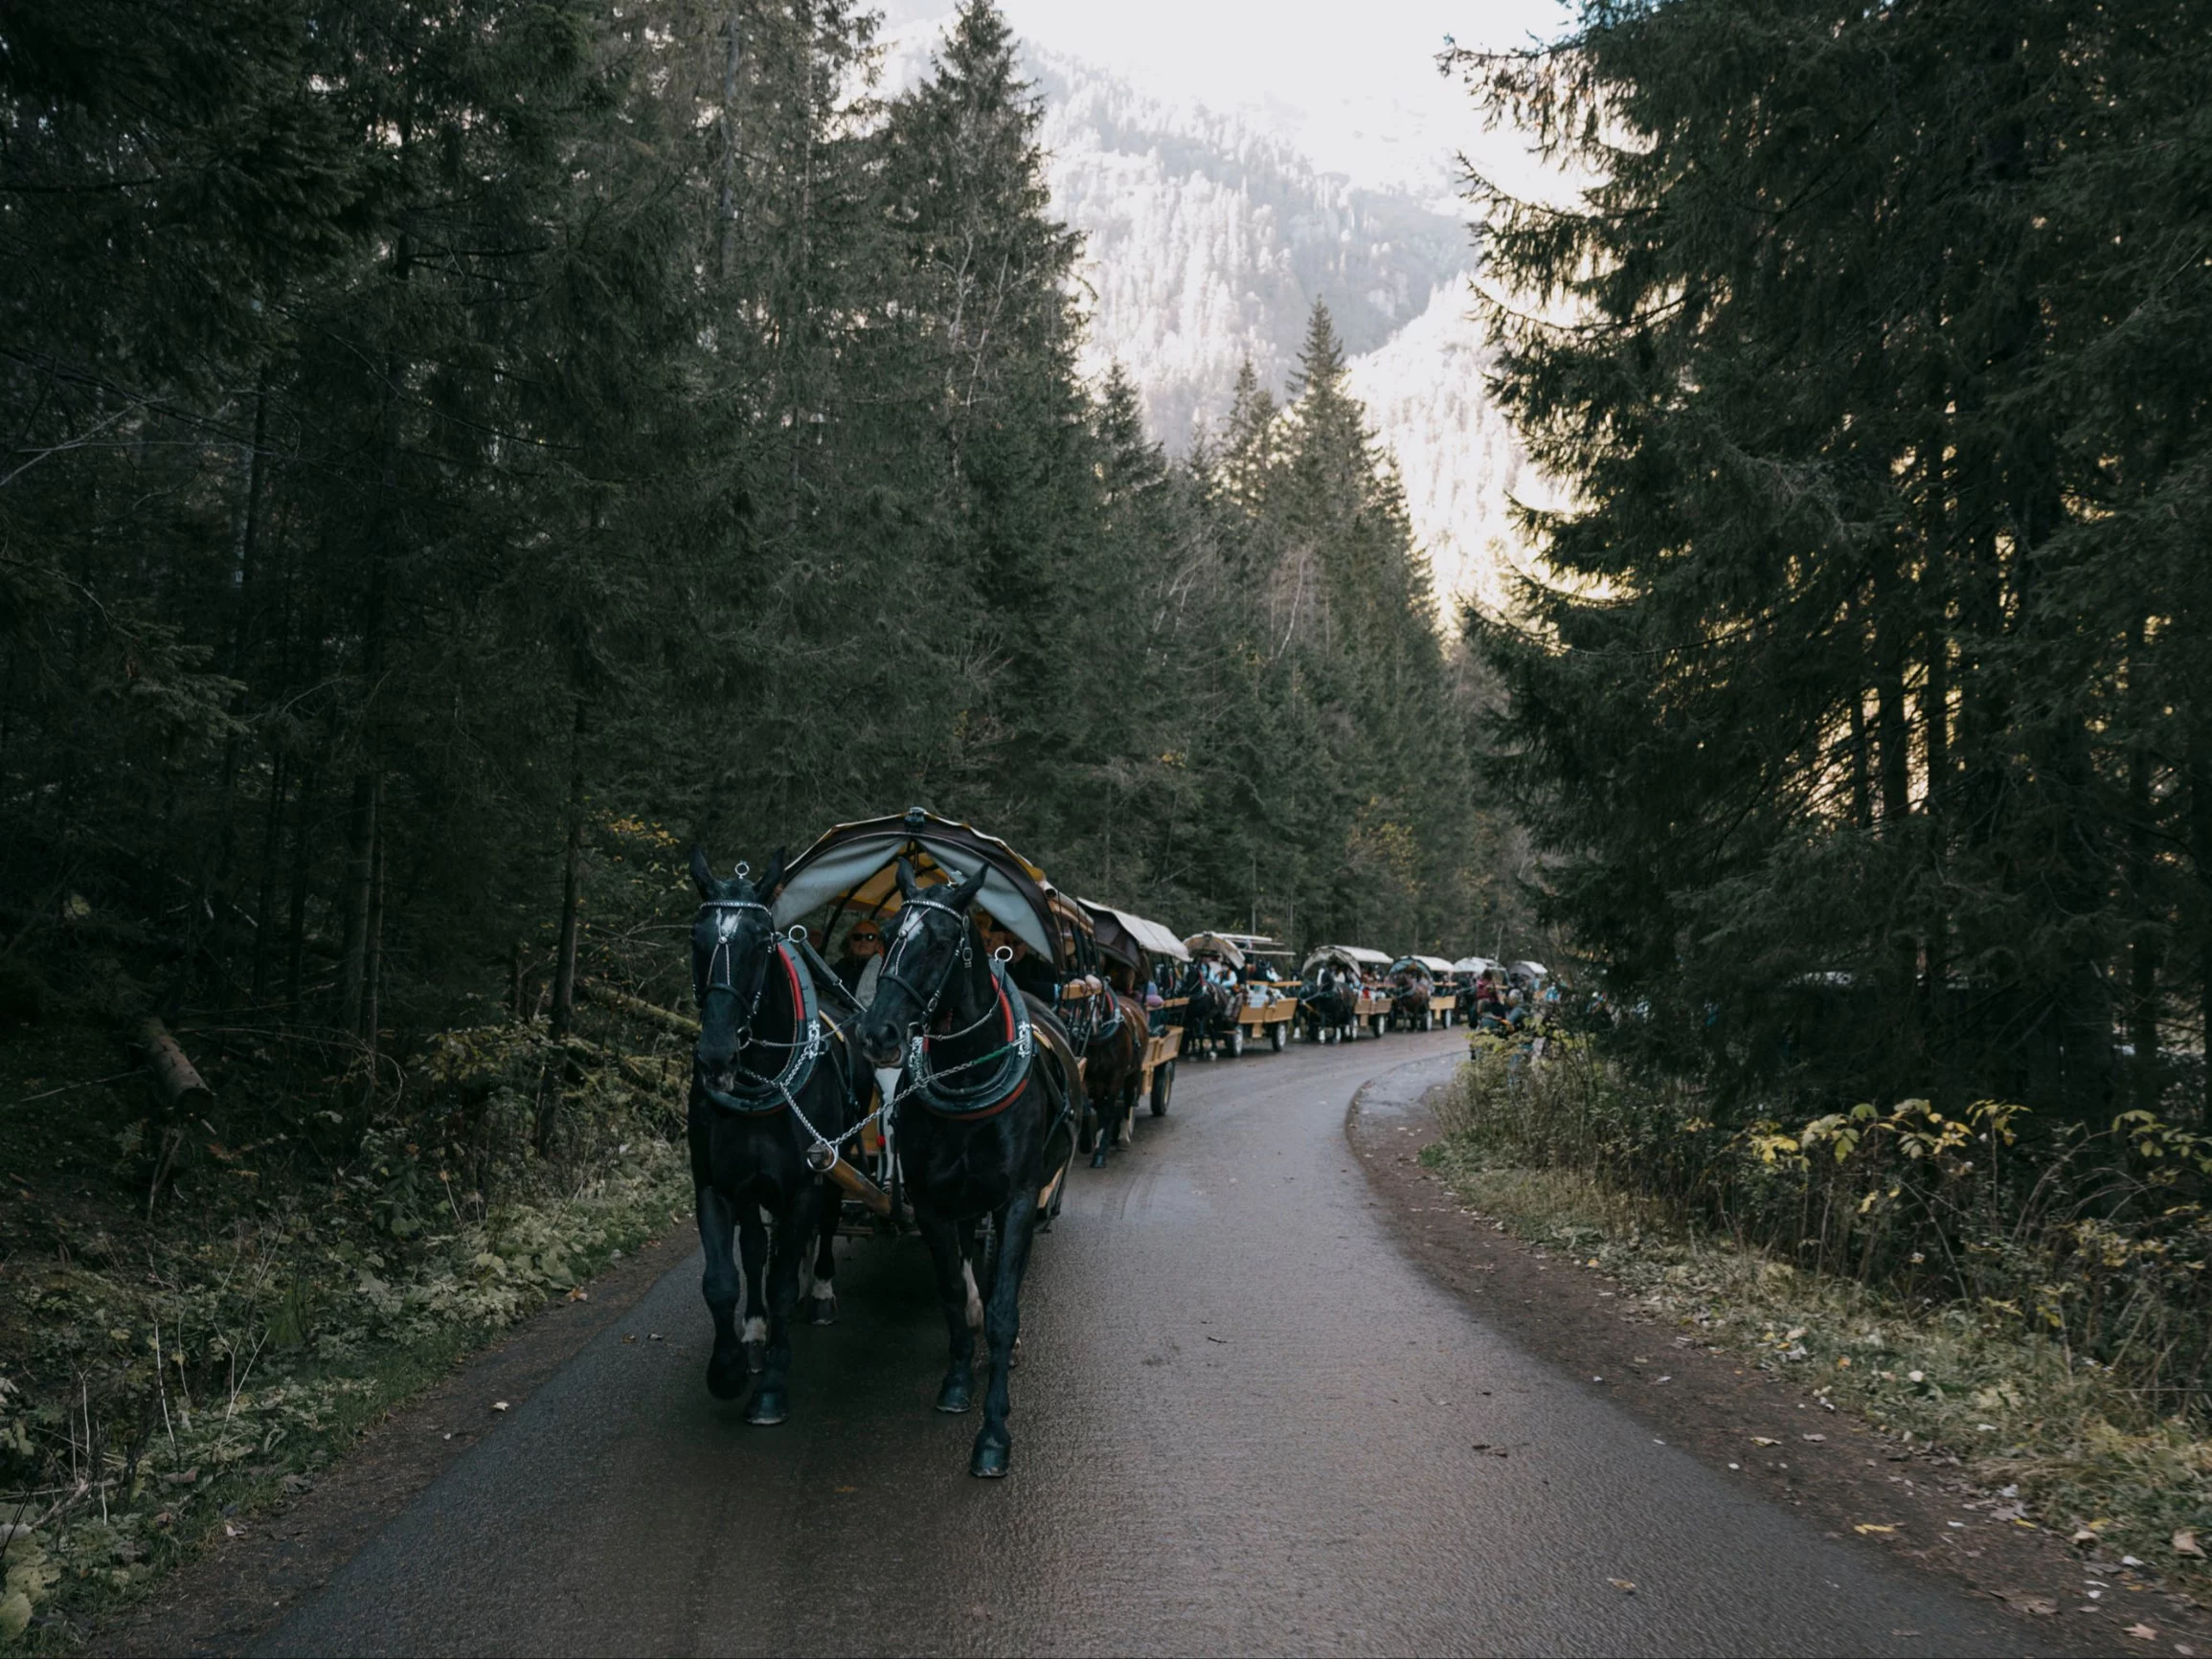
[260,1030,2042,1658]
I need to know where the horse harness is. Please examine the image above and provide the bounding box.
[693,897,876,1170]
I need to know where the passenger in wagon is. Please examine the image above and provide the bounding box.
[833,920,886,1002]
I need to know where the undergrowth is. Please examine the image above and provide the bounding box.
[1424,1039,2212,1591]
[0,1017,690,1648]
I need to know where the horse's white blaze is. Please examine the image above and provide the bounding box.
[961,1260,983,1330]
[742,1315,767,1343]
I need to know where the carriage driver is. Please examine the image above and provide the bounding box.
[977,912,1061,1004]
[832,918,887,1002]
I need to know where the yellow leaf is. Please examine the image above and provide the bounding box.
[1854,1524,1896,1536]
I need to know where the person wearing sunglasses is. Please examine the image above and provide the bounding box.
[833,920,887,1002]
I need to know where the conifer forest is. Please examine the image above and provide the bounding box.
[10,0,2212,1644]
[2,0,1497,1052]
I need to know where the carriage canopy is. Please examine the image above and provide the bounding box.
[1451,955,1499,976]
[1394,954,1455,976]
[772,808,1089,972]
[1080,900,1189,970]
[1302,944,1392,976]
[1182,931,1247,969]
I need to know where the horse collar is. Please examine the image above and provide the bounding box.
[700,938,824,1117]
[904,958,1032,1123]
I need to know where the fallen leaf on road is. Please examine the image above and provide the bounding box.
[491,1401,509,1412]
[1801,1433,1827,1443]
[2126,1624,2157,1641]
[1608,1579,1636,1593]
[2174,1530,2205,1558]
[1854,1524,1896,1536]
[1751,1437,1780,1446]
[2015,1597,2058,1617]
[2074,1528,2101,1543]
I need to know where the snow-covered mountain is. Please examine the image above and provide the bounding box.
[881,21,1538,611]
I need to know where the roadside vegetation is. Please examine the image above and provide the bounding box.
[0,1003,691,1648]
[1425,1038,2212,1592]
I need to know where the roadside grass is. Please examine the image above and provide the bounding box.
[0,1016,691,1650]
[1421,1055,2212,1598]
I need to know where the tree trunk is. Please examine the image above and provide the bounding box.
[550,701,590,1040]
[334,770,379,1030]
[284,760,319,1015]
[249,751,288,1005]
[717,1,744,280]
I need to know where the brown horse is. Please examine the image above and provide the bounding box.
[1390,971,1433,1031]
[1079,989,1150,1166]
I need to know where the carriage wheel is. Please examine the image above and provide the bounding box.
[1269,1020,1287,1052]
[1421,1011,1433,1032]
[1150,1059,1175,1116]
[1226,1025,1244,1059]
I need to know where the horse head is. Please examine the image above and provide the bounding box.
[856,858,988,1068]
[688,844,785,1098]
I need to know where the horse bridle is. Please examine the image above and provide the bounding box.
[695,895,773,1048]
[872,897,980,1032]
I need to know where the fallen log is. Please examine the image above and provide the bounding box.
[577,979,700,1042]
[135,1017,214,1110]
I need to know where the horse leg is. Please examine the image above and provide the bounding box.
[748,1195,811,1425]
[696,1186,748,1401]
[918,1212,977,1415]
[737,1208,769,1366]
[806,1197,840,1325]
[1089,1065,1118,1167]
[970,1195,1039,1478]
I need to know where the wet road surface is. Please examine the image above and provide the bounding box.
[263,1031,2036,1656]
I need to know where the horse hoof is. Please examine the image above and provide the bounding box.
[707,1354,749,1401]
[807,1293,838,1327]
[747,1387,789,1426]
[1090,1150,1108,1169]
[746,1341,767,1374]
[969,1434,1010,1478]
[936,1376,974,1414]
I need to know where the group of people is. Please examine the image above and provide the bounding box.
[829,904,1562,1044]
[1466,968,1560,1036]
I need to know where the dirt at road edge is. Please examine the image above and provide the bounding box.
[93,1230,698,1658]
[1347,1070,2208,1659]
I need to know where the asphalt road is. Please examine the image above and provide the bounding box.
[262,1030,2037,1657]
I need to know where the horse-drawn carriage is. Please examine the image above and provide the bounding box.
[1078,898,1186,1122]
[1175,930,1265,1058]
[1296,944,1392,1041]
[1388,953,1457,1030]
[769,810,1093,1233]
[1213,930,1299,1053]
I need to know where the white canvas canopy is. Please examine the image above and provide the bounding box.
[1452,955,1499,975]
[773,814,1059,961]
[1183,931,1247,969]
[1302,943,1392,975]
[1080,899,1189,961]
[1509,959,1549,980]
[1401,954,1455,975]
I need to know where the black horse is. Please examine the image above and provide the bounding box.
[1300,963,1357,1043]
[687,848,857,1424]
[1177,962,1238,1057]
[856,861,1081,1477]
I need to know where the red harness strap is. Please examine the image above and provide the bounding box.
[916,975,1030,1123]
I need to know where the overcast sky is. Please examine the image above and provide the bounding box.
[882,0,1578,195]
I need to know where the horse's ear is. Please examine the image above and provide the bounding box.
[948,864,987,908]
[893,859,919,901]
[688,845,714,898]
[759,845,786,900]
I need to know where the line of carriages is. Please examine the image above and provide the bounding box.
[768,808,1546,1190]
[669,805,1547,1473]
